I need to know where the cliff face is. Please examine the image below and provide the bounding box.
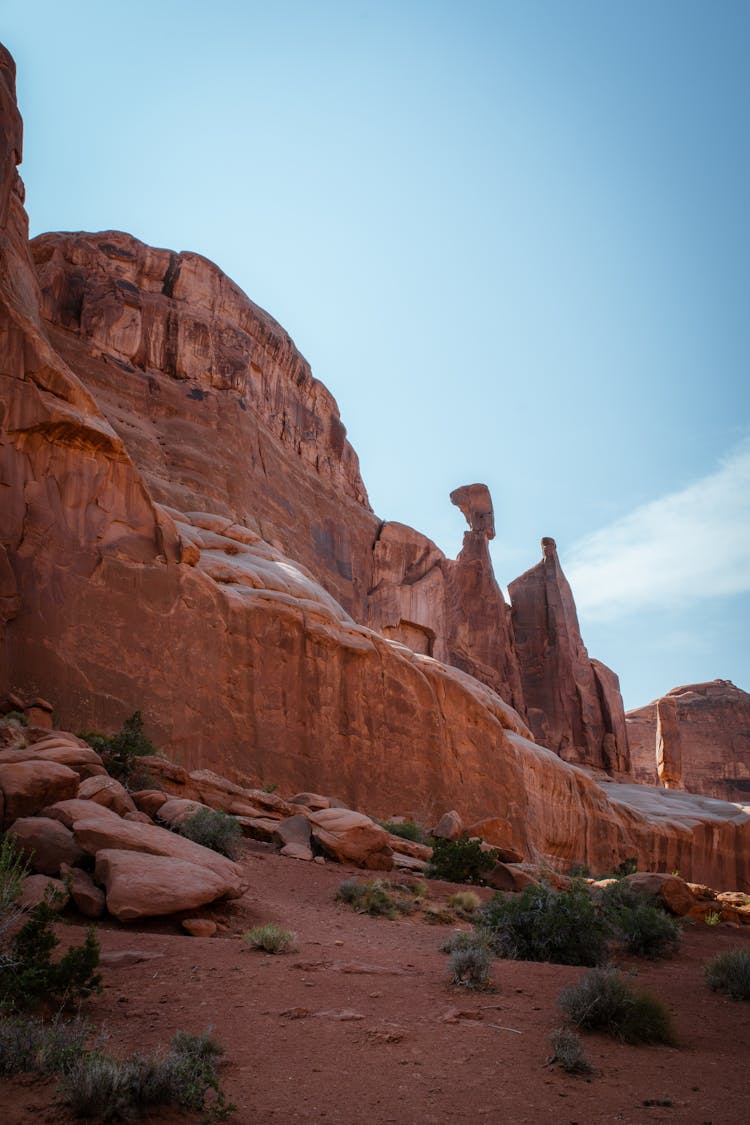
[508,538,630,772]
[627,681,750,803]
[2,42,748,888]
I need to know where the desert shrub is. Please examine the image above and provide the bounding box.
[335,878,416,919]
[704,948,750,1000]
[0,899,101,1011]
[0,1011,88,1076]
[547,1026,593,1075]
[426,835,496,884]
[610,856,639,878]
[243,923,296,954]
[440,930,491,955]
[447,891,481,915]
[477,881,608,966]
[80,711,156,784]
[449,944,493,990]
[0,833,28,948]
[380,819,427,844]
[601,881,681,959]
[177,808,242,858]
[559,968,678,1045]
[0,710,27,727]
[60,1029,234,1120]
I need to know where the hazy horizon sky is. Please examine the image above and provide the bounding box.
[3,1,748,709]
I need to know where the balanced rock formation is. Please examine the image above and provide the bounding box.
[367,484,525,712]
[1,43,749,889]
[508,538,630,772]
[627,681,750,802]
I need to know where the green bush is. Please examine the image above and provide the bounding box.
[0,1011,88,1076]
[380,820,427,844]
[60,1029,234,1120]
[80,711,156,784]
[0,834,28,947]
[559,968,678,1045]
[704,948,750,1000]
[547,1026,593,1075]
[440,930,491,955]
[177,808,242,858]
[477,881,608,966]
[426,835,496,884]
[601,881,681,959]
[447,891,481,915]
[449,944,493,990]
[335,878,417,919]
[0,900,101,1011]
[243,923,296,954]
[0,710,27,727]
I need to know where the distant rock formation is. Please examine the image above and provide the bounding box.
[627,681,750,802]
[367,484,525,714]
[508,538,630,772]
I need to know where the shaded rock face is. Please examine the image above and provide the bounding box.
[508,539,630,772]
[367,486,525,712]
[627,681,750,802]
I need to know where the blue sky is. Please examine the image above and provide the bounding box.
[3,1,748,709]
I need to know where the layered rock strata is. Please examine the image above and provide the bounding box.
[508,538,630,772]
[627,681,750,802]
[1,42,747,888]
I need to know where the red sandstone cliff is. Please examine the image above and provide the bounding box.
[627,681,750,803]
[508,538,630,773]
[1,43,748,888]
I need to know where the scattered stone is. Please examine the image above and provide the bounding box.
[182,918,218,937]
[99,951,164,969]
[280,843,314,861]
[63,865,106,918]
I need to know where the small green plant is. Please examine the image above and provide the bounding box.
[177,808,242,858]
[705,909,721,926]
[568,862,592,879]
[477,881,608,967]
[447,891,481,915]
[243,923,296,954]
[449,944,493,990]
[380,820,428,844]
[60,1028,234,1120]
[0,833,28,948]
[80,710,156,784]
[335,878,416,919]
[547,1026,593,1075]
[704,948,750,1000]
[601,881,681,959]
[262,783,278,794]
[426,835,496,884]
[610,856,639,878]
[559,968,678,1045]
[0,900,101,1010]
[0,1011,88,1076]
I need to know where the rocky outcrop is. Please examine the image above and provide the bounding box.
[367,486,525,712]
[2,43,749,890]
[508,538,630,772]
[627,681,750,802]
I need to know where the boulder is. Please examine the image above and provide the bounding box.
[95,849,237,922]
[131,789,169,816]
[623,872,696,916]
[484,862,538,893]
[77,775,137,816]
[156,797,208,827]
[274,814,313,849]
[289,793,330,811]
[237,815,280,841]
[0,761,79,826]
[308,808,394,870]
[182,918,217,937]
[280,843,314,861]
[7,816,85,875]
[16,874,69,911]
[41,798,122,829]
[71,813,245,894]
[432,811,464,842]
[61,865,106,918]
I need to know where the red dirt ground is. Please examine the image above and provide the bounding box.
[3,841,749,1124]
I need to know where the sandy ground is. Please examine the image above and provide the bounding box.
[3,840,750,1124]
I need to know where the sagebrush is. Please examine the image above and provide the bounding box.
[704,948,750,1000]
[177,808,242,858]
[477,881,608,966]
[243,923,296,954]
[559,968,678,1045]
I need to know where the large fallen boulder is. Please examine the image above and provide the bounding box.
[77,775,137,816]
[308,808,393,870]
[41,798,123,829]
[95,848,238,922]
[0,761,79,827]
[622,872,696,916]
[71,813,245,895]
[7,816,85,875]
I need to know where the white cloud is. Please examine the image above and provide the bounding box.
[566,441,750,621]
